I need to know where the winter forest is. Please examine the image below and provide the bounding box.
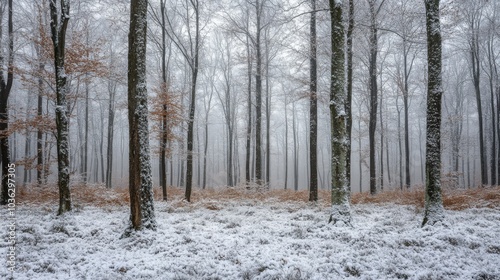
[1,0,500,279]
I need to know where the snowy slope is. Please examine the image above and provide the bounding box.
[1,200,499,279]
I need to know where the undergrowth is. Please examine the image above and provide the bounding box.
[15,183,500,211]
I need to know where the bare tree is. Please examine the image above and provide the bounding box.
[464,1,487,186]
[345,0,354,192]
[49,0,71,214]
[127,0,156,231]
[215,33,237,187]
[329,0,351,225]
[164,0,200,201]
[422,0,444,226]
[367,0,385,195]
[309,0,318,201]
[0,0,13,205]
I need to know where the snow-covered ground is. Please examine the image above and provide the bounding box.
[2,199,500,279]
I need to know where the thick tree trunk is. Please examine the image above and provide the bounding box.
[49,0,71,214]
[329,0,351,225]
[159,101,167,198]
[255,0,263,186]
[346,0,354,192]
[422,0,444,226]
[497,83,500,186]
[0,0,13,204]
[368,0,378,195]
[127,0,156,231]
[309,0,318,201]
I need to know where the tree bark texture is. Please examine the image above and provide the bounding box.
[346,0,354,192]
[329,0,351,226]
[49,0,71,215]
[127,0,156,231]
[422,0,444,227]
[0,0,13,205]
[255,0,263,186]
[368,0,378,195]
[184,0,199,202]
[309,0,318,202]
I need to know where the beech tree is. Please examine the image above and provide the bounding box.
[422,0,444,227]
[309,0,318,201]
[127,0,156,231]
[0,0,13,205]
[345,0,354,192]
[367,0,385,195]
[163,0,200,201]
[49,0,71,215]
[329,0,351,225]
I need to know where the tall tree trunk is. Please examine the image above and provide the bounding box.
[127,0,156,231]
[293,102,298,191]
[100,107,105,183]
[385,115,391,186]
[487,37,496,186]
[83,76,89,183]
[159,0,168,199]
[0,0,13,204]
[403,43,411,189]
[497,81,500,186]
[329,0,351,225]
[419,118,425,183]
[184,0,200,202]
[470,19,487,186]
[380,74,384,191]
[309,0,318,201]
[358,116,363,193]
[398,105,403,190]
[202,121,208,189]
[197,125,201,188]
[265,30,271,188]
[368,0,378,195]
[255,0,263,186]
[106,78,115,188]
[422,0,444,226]
[346,0,354,192]
[37,62,44,186]
[202,82,213,189]
[49,0,71,214]
[23,128,31,186]
[245,22,252,187]
[284,93,288,190]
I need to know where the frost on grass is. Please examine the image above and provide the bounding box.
[329,203,352,226]
[4,202,499,279]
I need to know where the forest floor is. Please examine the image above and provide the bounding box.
[1,185,500,279]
